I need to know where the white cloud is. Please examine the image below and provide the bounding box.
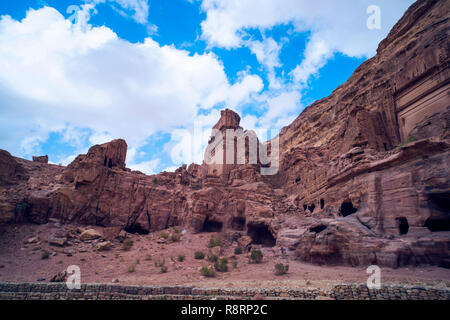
[247,37,283,89]
[199,0,414,84]
[88,0,150,24]
[128,158,160,174]
[0,7,262,161]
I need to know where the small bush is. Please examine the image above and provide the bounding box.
[232,261,238,269]
[214,257,229,272]
[160,265,168,273]
[173,227,181,234]
[170,233,181,243]
[145,254,152,261]
[207,254,219,263]
[274,263,289,275]
[200,266,216,278]
[122,239,134,251]
[153,178,158,185]
[41,250,50,260]
[194,251,205,260]
[193,183,202,190]
[234,247,243,255]
[160,232,169,240]
[177,254,185,262]
[250,249,263,264]
[154,258,165,268]
[127,264,136,273]
[207,236,222,248]
[398,135,418,149]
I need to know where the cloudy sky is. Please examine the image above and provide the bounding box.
[0,0,414,173]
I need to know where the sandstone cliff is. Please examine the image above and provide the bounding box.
[0,0,448,268]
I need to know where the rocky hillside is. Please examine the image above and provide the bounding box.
[0,0,448,269]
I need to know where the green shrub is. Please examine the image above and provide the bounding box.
[194,251,205,260]
[207,254,218,263]
[173,227,181,234]
[122,239,134,251]
[398,135,418,149]
[234,247,243,255]
[153,178,158,185]
[160,265,168,273]
[154,258,165,268]
[232,261,238,269]
[193,183,202,190]
[170,233,181,242]
[177,254,185,262]
[127,264,136,273]
[41,250,50,260]
[160,232,169,240]
[274,263,289,275]
[207,236,222,248]
[145,254,152,261]
[200,266,216,278]
[250,249,263,264]
[214,258,229,272]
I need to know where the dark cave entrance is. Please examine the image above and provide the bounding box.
[396,217,409,235]
[339,201,357,217]
[202,217,223,232]
[424,217,450,232]
[428,193,450,213]
[247,224,276,247]
[125,225,149,235]
[308,204,316,213]
[310,225,327,233]
[103,156,113,168]
[303,204,307,211]
[423,193,450,232]
[231,217,246,231]
[320,199,325,209]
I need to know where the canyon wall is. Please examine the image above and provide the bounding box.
[0,0,448,268]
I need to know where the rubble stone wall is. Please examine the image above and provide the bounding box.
[0,282,448,300]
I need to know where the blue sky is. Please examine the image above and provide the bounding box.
[0,0,414,173]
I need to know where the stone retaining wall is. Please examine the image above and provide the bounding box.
[0,282,448,300]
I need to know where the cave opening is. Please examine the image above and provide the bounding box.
[340,201,357,217]
[231,217,246,231]
[125,225,149,235]
[303,204,307,211]
[202,217,223,232]
[425,217,450,232]
[320,199,325,209]
[396,217,409,235]
[108,158,113,168]
[310,225,327,233]
[295,177,301,184]
[247,224,276,247]
[308,204,316,213]
[429,193,450,213]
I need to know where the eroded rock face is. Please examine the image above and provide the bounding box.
[0,0,448,268]
[32,156,48,164]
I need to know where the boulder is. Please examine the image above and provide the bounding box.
[48,237,67,247]
[80,229,102,241]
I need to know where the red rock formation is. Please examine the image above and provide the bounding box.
[0,0,448,268]
[32,155,48,164]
